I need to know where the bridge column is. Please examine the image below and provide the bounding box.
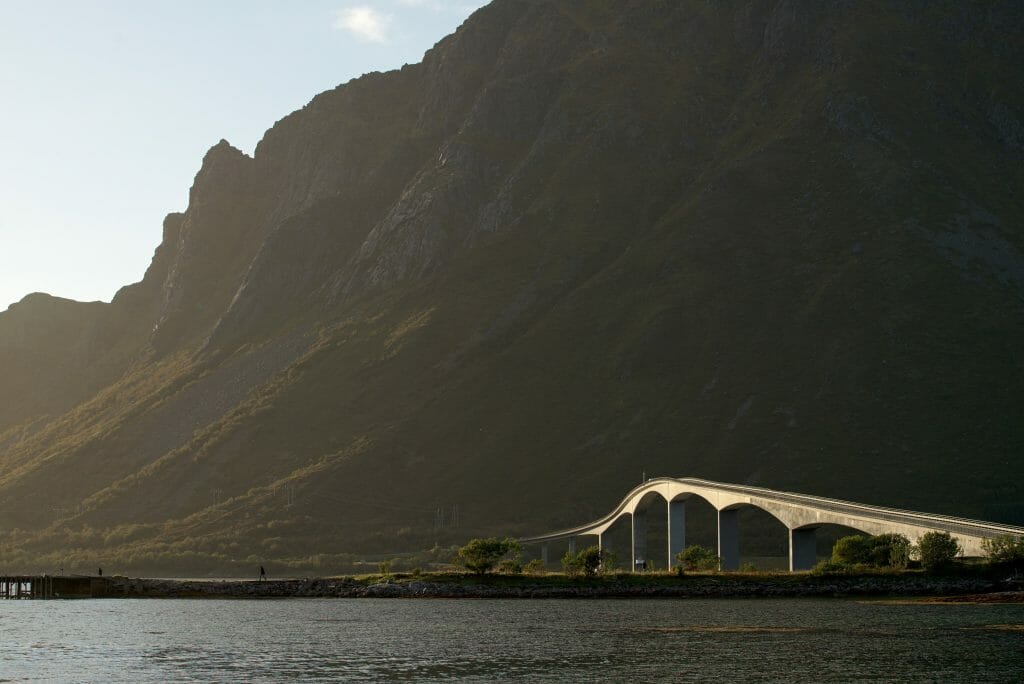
[789,528,817,571]
[632,510,647,572]
[668,500,685,570]
[568,538,576,555]
[541,544,549,567]
[717,508,739,571]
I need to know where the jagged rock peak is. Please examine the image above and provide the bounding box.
[204,138,247,162]
[188,139,255,209]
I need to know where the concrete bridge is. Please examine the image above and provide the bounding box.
[522,477,1024,571]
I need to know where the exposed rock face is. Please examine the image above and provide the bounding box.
[1,0,1022,573]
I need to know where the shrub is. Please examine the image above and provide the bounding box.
[456,537,521,575]
[811,560,850,575]
[832,533,911,569]
[832,535,871,565]
[561,550,582,577]
[497,558,523,575]
[562,546,615,577]
[676,545,720,571]
[524,558,546,575]
[982,535,1024,570]
[916,531,961,571]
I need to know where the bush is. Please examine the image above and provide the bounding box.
[982,535,1024,571]
[676,545,720,572]
[832,535,870,565]
[456,537,521,575]
[811,560,851,575]
[562,546,616,577]
[523,558,546,575]
[497,558,523,575]
[916,531,961,571]
[832,534,911,569]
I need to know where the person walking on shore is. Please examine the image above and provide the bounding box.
[259,565,266,582]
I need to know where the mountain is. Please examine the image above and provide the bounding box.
[1,0,1022,574]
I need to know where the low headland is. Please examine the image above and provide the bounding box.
[67,571,1024,601]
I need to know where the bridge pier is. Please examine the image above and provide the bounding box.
[541,544,548,567]
[718,508,739,571]
[789,528,817,571]
[568,538,576,555]
[632,510,647,572]
[668,499,685,570]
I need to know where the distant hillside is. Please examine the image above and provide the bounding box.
[1,0,1022,575]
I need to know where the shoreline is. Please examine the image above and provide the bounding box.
[72,573,1024,601]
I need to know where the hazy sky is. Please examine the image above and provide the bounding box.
[0,0,487,311]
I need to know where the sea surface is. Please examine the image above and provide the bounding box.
[1,597,1022,682]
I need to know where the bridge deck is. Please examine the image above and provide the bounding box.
[521,477,1024,570]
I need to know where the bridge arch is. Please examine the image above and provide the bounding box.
[522,477,1024,572]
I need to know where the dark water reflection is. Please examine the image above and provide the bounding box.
[1,598,1022,682]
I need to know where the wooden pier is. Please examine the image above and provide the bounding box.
[1,575,111,599]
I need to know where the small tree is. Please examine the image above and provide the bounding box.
[456,537,521,575]
[561,550,583,577]
[562,546,615,577]
[982,535,1024,571]
[916,531,961,572]
[676,544,720,571]
[576,546,603,576]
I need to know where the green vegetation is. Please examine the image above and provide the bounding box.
[455,538,521,575]
[561,545,617,577]
[831,534,911,569]
[676,545,721,572]
[915,532,961,572]
[523,558,546,575]
[982,535,1024,571]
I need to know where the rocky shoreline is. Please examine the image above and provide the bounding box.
[96,574,1024,600]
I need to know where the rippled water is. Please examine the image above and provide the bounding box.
[1,598,1022,682]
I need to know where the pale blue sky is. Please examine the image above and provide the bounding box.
[0,0,487,310]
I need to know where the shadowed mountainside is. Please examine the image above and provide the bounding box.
[1,0,1022,574]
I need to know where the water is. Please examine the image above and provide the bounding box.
[1,598,1022,682]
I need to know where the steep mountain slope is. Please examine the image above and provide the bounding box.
[1,0,1022,574]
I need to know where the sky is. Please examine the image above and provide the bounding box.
[0,0,487,311]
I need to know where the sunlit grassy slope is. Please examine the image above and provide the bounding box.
[1,1,1022,574]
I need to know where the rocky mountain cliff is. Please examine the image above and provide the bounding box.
[2,0,1022,574]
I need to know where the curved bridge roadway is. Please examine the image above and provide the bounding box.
[521,477,1024,571]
